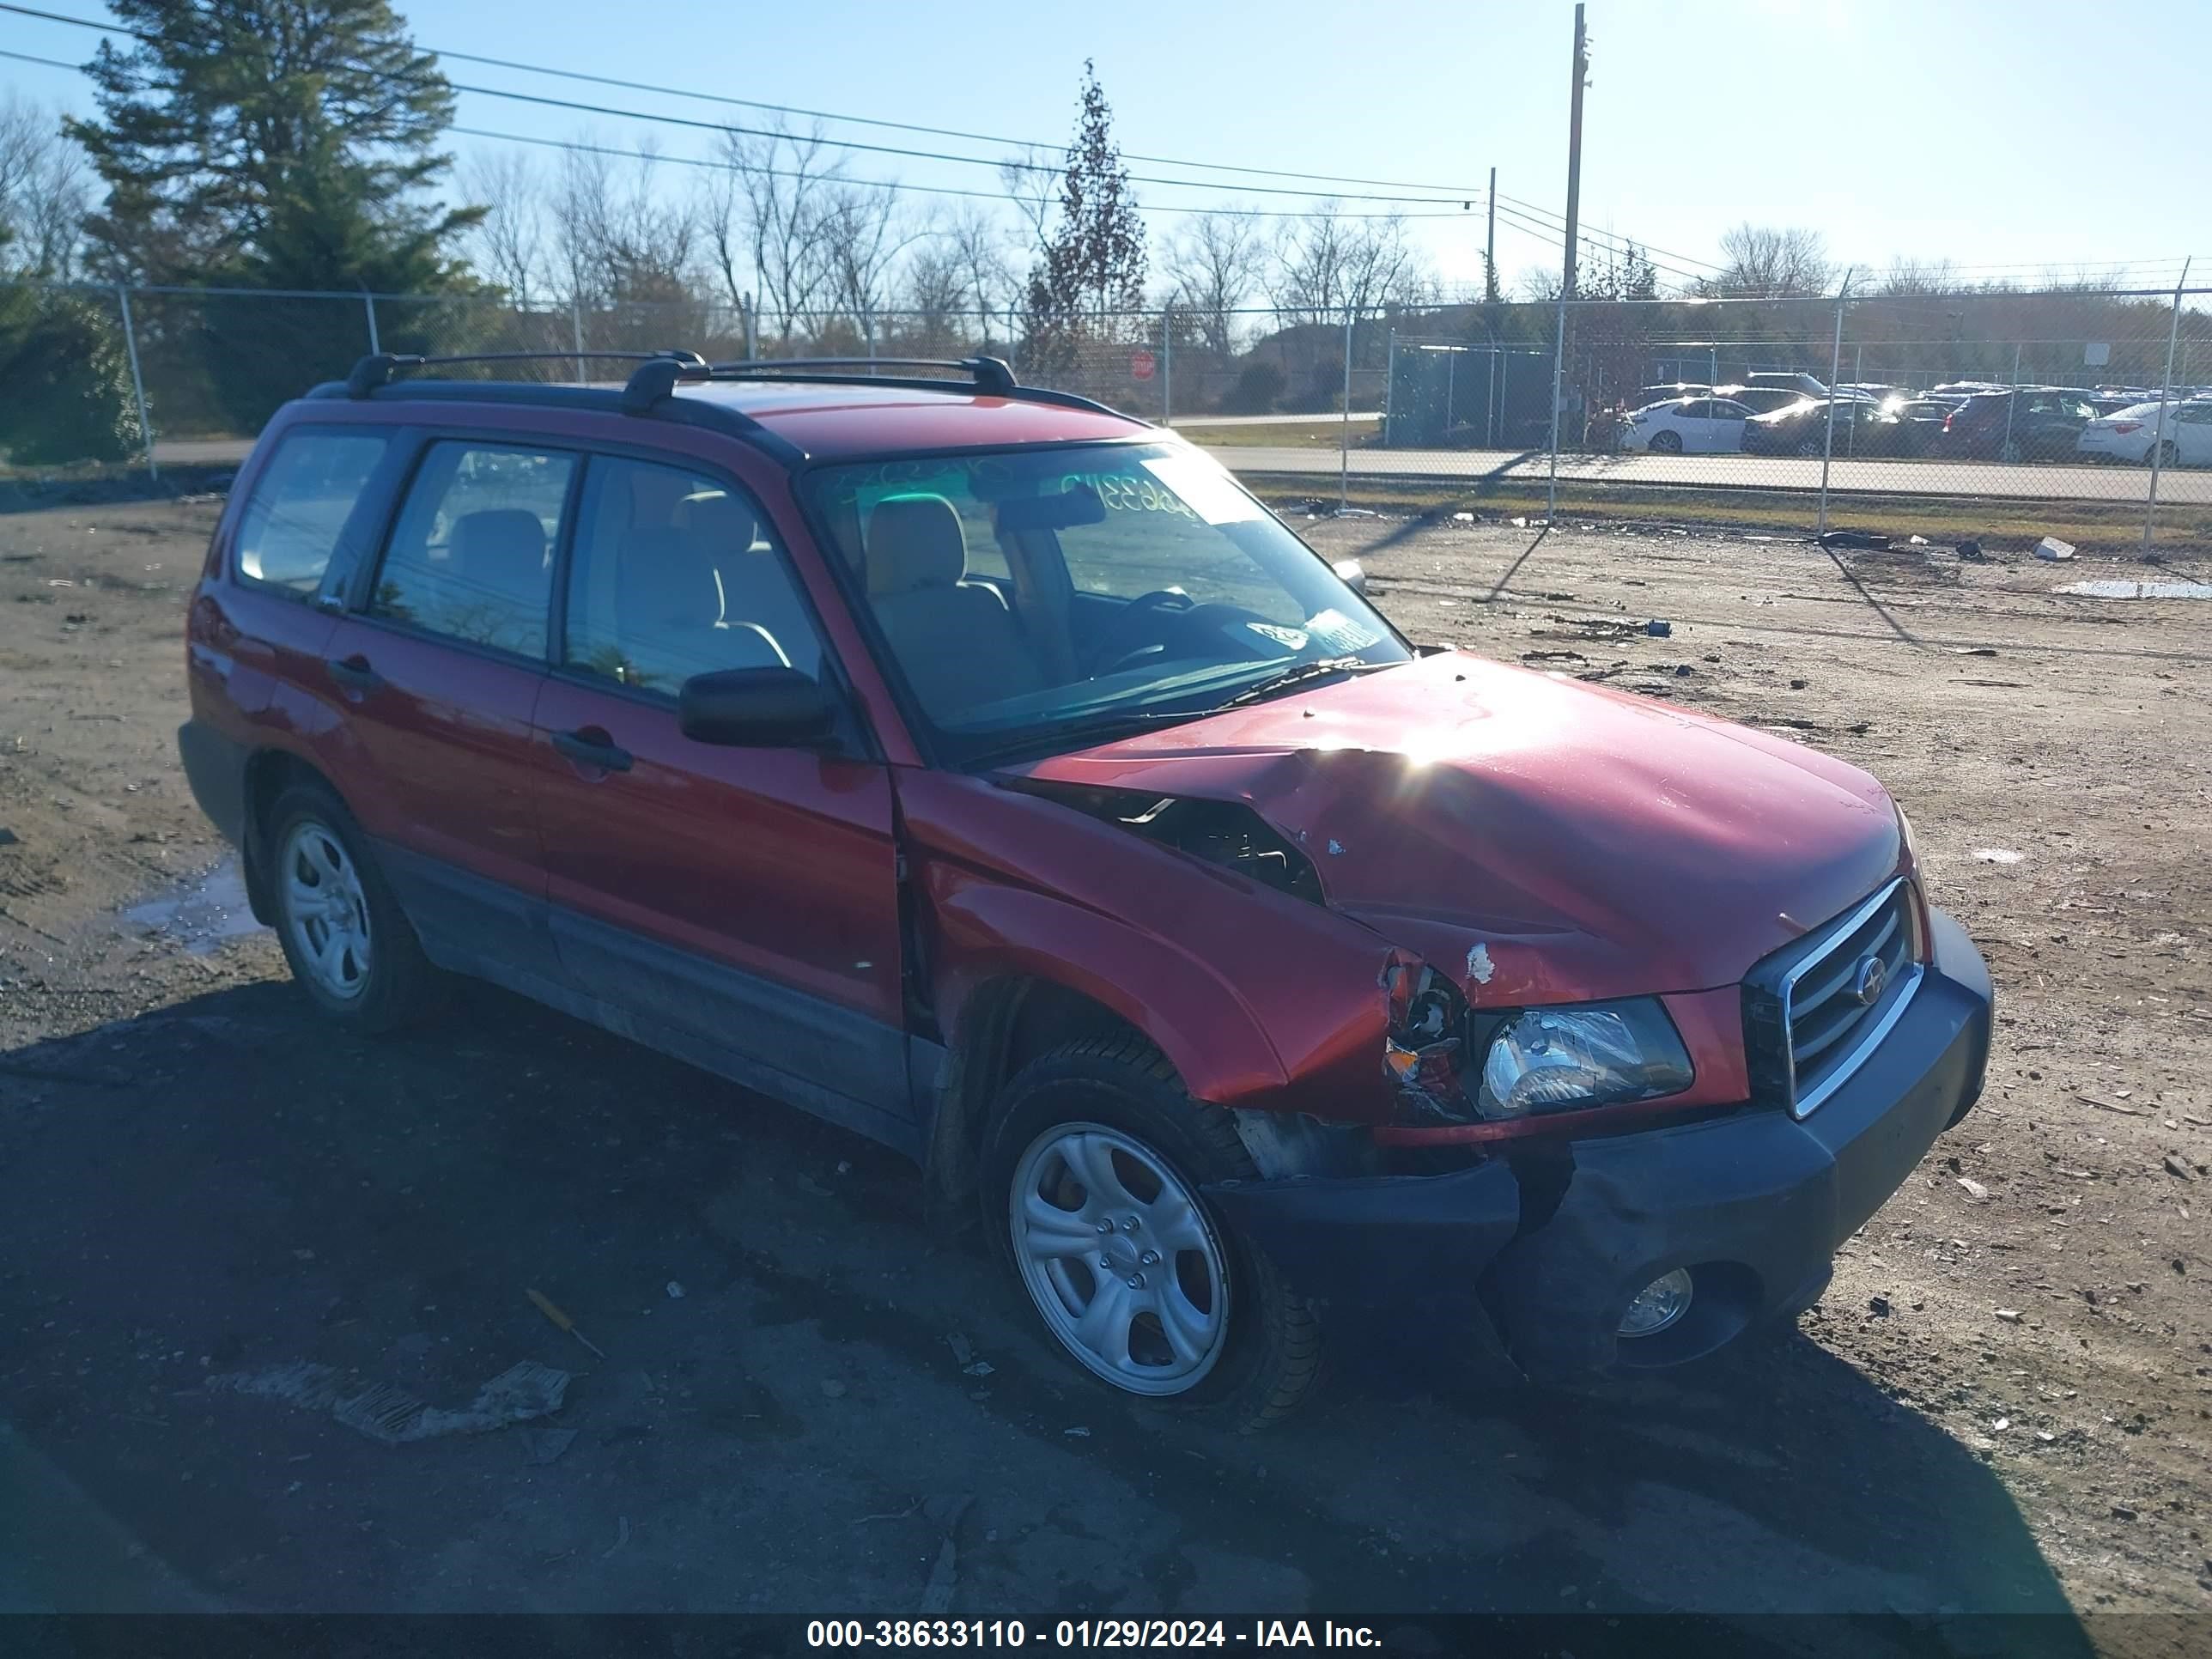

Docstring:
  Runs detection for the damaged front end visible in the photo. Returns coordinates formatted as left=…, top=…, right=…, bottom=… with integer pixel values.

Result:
left=1379, top=947, right=1697, bottom=1139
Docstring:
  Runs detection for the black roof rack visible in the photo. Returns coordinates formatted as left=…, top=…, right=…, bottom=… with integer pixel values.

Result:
left=696, top=356, right=1124, bottom=417
left=339, top=347, right=1128, bottom=430
left=345, top=349, right=702, bottom=400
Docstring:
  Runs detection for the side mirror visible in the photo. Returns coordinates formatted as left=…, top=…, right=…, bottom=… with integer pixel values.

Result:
left=1332, top=557, right=1369, bottom=596
left=679, top=667, right=841, bottom=748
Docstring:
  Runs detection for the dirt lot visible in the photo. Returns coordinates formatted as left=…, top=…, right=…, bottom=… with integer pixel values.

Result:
left=1, top=487, right=2208, bottom=1641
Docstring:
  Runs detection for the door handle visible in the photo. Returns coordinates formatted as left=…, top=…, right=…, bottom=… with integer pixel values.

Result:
left=552, top=728, right=634, bottom=773
left=325, top=654, right=383, bottom=694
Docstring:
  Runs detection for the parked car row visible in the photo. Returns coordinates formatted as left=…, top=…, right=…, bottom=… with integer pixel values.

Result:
left=1617, top=383, right=2212, bottom=465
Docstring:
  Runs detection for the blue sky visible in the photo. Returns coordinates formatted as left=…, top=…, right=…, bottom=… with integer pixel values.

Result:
left=5, top=0, right=2204, bottom=290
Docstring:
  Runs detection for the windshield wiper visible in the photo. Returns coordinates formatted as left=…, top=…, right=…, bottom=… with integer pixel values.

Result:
left=1211, top=654, right=1397, bottom=712
left=959, top=708, right=1214, bottom=770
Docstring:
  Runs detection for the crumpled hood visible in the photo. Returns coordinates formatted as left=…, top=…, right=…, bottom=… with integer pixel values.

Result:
left=1016, top=651, right=1905, bottom=1002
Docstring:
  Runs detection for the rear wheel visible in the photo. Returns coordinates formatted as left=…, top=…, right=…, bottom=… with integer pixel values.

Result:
left=983, top=1036, right=1322, bottom=1431
left=264, top=782, right=434, bottom=1031
left=2151, top=439, right=2179, bottom=468
left=1648, top=429, right=1683, bottom=454
left=1794, top=436, right=1823, bottom=459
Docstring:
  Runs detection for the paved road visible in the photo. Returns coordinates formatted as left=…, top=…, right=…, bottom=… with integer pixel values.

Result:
left=1196, top=442, right=2212, bottom=503
left=149, top=431, right=2207, bottom=506
left=1167, top=411, right=1381, bottom=427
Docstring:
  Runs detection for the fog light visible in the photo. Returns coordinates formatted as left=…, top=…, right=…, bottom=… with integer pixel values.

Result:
left=1620, top=1269, right=1694, bottom=1338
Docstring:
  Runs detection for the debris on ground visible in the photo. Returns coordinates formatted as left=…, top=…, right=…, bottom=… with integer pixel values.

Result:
left=207, top=1359, right=571, bottom=1446
left=1818, top=529, right=1892, bottom=550
left=1957, top=1176, right=1992, bottom=1200
left=1062, top=1426, right=1091, bottom=1437
left=2054, top=580, right=2212, bottom=600
left=665, top=1281, right=685, bottom=1299
left=2034, top=536, right=2077, bottom=562
left=2163, top=1156, right=2196, bottom=1182
left=1644, top=619, right=1672, bottom=636
left=945, top=1332, right=975, bottom=1368
left=526, top=1288, right=606, bottom=1359
left=1956, top=539, right=1987, bottom=560
left=1973, top=848, right=2023, bottom=865
left=917, top=1494, right=975, bottom=1615
left=520, top=1426, right=576, bottom=1466
left=1996, top=1309, right=2023, bottom=1323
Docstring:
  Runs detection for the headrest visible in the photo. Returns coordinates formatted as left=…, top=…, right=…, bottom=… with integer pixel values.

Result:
left=617, top=527, right=723, bottom=627
left=447, top=508, right=545, bottom=586
left=866, top=495, right=968, bottom=596
left=678, top=489, right=758, bottom=553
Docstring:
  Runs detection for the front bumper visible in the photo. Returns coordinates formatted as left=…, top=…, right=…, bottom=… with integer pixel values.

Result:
left=1206, top=905, right=1993, bottom=1383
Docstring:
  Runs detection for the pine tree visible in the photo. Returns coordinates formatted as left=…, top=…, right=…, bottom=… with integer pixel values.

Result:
left=66, top=0, right=479, bottom=291
left=1025, top=61, right=1148, bottom=360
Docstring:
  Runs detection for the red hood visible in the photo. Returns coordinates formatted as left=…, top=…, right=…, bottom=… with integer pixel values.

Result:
left=1014, top=651, right=1905, bottom=1003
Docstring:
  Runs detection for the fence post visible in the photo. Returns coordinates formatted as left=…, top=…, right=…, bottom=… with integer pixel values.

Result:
left=362, top=288, right=381, bottom=356
left=1161, top=307, right=1172, bottom=425
left=2001, top=342, right=2022, bottom=459
left=571, top=296, right=586, bottom=383
left=744, top=291, right=758, bottom=361
left=1817, top=276, right=1852, bottom=535
left=1444, top=347, right=1456, bottom=433
left=1339, top=308, right=1355, bottom=512
left=115, top=283, right=157, bottom=482
left=1488, top=348, right=1499, bottom=448
left=1383, top=327, right=1398, bottom=445
left=1546, top=295, right=1567, bottom=523
left=2144, top=260, right=2191, bottom=559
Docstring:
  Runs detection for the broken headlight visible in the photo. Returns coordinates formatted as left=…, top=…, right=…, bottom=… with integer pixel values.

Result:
left=1476, top=1000, right=1692, bottom=1119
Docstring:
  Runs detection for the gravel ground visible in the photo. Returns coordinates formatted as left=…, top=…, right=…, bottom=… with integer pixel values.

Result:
left=0, top=491, right=2207, bottom=1641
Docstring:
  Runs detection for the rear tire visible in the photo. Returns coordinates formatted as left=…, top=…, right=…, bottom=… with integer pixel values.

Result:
left=2151, top=439, right=2179, bottom=468
left=1649, top=430, right=1683, bottom=454
left=264, top=782, right=434, bottom=1032
left=982, top=1035, right=1322, bottom=1431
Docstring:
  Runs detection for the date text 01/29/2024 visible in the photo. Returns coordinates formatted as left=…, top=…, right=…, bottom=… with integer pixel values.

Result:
left=805, top=1620, right=1383, bottom=1649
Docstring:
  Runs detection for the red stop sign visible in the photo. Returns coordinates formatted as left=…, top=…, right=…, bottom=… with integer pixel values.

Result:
left=1128, top=349, right=1157, bottom=381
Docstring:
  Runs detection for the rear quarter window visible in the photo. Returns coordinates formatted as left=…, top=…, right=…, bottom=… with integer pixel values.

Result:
left=234, top=429, right=392, bottom=595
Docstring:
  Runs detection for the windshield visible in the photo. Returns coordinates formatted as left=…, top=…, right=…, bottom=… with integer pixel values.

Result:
left=805, top=441, right=1411, bottom=764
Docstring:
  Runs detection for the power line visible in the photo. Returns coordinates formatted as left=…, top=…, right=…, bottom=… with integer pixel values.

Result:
left=447, top=126, right=1483, bottom=222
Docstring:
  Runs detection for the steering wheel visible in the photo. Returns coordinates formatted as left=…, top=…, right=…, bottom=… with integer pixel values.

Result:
left=1085, top=588, right=1196, bottom=676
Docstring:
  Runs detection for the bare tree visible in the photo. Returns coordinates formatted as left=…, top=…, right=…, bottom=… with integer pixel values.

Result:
left=459, top=148, right=544, bottom=308
left=1164, top=208, right=1263, bottom=356
left=1875, top=256, right=1959, bottom=296
left=552, top=140, right=699, bottom=307
left=945, top=203, right=1017, bottom=346
left=997, top=143, right=1059, bottom=271
left=0, top=94, right=91, bottom=278
left=1269, top=203, right=1428, bottom=325
left=821, top=182, right=915, bottom=349
left=896, top=239, right=969, bottom=350
left=1702, top=223, right=1833, bottom=297
left=709, top=119, right=844, bottom=344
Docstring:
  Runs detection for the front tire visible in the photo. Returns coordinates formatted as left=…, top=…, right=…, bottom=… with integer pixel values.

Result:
left=264, top=782, right=434, bottom=1032
left=982, top=1035, right=1322, bottom=1431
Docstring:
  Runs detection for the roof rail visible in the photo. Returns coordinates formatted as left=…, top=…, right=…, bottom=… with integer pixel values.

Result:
left=700, top=355, right=1125, bottom=418
left=345, top=349, right=695, bottom=399
left=708, top=356, right=1018, bottom=394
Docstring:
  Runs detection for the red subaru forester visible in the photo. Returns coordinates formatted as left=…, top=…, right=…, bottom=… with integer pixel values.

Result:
left=179, top=351, right=1992, bottom=1428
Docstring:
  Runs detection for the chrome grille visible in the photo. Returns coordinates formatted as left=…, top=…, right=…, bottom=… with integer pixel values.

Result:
left=1743, top=878, right=1924, bottom=1118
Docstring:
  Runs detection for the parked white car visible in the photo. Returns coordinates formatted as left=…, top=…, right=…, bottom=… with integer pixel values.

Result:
left=2076, top=400, right=2212, bottom=466
left=1623, top=397, right=1753, bottom=454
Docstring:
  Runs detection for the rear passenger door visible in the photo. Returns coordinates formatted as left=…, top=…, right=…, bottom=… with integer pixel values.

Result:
left=320, top=439, right=576, bottom=986
left=529, top=453, right=911, bottom=1143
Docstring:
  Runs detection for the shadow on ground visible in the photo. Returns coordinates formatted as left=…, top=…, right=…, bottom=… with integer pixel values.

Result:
left=0, top=979, right=2087, bottom=1644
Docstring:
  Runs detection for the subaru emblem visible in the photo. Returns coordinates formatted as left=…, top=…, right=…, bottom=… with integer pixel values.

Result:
left=1851, top=955, right=1887, bottom=1006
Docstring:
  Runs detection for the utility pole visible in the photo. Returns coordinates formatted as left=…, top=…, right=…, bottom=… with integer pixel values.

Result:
left=1562, top=3, right=1589, bottom=299
left=1486, top=166, right=1498, bottom=304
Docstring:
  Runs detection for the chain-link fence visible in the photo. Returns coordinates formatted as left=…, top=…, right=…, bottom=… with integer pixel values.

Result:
left=7, top=279, right=2209, bottom=561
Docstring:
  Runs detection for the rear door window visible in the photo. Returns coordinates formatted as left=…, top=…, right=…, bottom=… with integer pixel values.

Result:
left=370, top=442, right=575, bottom=659
left=234, top=428, right=392, bottom=597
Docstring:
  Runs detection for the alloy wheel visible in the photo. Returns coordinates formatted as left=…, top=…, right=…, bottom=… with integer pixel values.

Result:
left=277, top=818, right=373, bottom=1000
